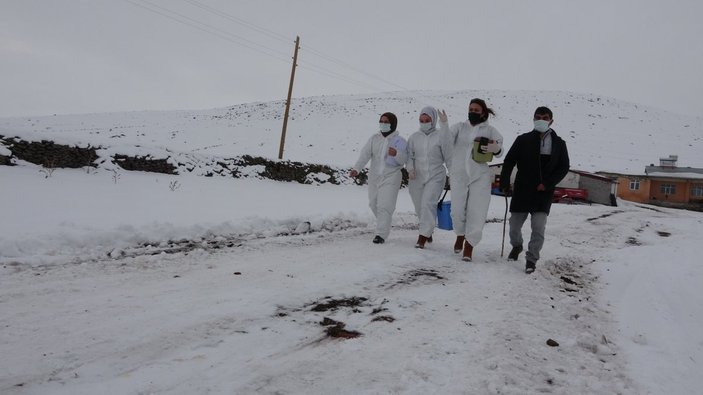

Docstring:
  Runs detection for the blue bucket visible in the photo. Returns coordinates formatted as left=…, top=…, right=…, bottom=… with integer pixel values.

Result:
left=437, top=200, right=453, bottom=230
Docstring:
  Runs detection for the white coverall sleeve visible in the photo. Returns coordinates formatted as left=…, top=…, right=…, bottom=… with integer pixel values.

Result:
left=353, top=136, right=374, bottom=171
left=393, top=137, right=409, bottom=166
left=439, top=120, right=454, bottom=170
left=406, top=136, right=416, bottom=173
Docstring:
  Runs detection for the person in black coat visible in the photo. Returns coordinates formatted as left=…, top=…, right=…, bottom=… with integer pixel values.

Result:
left=499, top=106, right=570, bottom=273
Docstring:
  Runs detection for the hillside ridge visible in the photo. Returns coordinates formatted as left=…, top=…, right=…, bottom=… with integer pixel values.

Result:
left=1, top=89, right=701, bottom=174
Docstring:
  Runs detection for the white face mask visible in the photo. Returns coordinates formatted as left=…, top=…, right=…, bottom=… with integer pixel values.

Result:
left=419, top=122, right=433, bottom=133
left=379, top=123, right=392, bottom=133
left=534, top=120, right=550, bottom=133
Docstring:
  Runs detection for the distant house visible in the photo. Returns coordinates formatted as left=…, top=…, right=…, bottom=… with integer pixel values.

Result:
left=490, top=164, right=618, bottom=206
left=600, top=155, right=703, bottom=211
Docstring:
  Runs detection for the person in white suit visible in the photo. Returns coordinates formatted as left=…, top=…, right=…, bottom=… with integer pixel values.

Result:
left=350, top=112, right=408, bottom=244
left=407, top=106, right=450, bottom=249
left=440, top=98, right=503, bottom=261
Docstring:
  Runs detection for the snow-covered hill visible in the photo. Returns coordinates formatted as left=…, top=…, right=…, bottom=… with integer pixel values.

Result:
left=2, top=90, right=701, bottom=174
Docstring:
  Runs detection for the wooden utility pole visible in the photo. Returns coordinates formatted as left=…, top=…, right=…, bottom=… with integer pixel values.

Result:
left=278, top=36, right=300, bottom=160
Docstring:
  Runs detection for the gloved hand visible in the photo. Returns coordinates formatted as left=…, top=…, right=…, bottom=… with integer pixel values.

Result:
left=438, top=109, right=448, bottom=123
left=350, top=169, right=359, bottom=178
left=500, top=183, right=511, bottom=197
left=408, top=170, right=416, bottom=180
left=480, top=141, right=501, bottom=154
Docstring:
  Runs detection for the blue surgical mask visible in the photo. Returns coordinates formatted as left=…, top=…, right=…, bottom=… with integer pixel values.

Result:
left=534, top=120, right=550, bottom=133
left=379, top=123, right=392, bottom=133
left=419, top=122, right=433, bottom=133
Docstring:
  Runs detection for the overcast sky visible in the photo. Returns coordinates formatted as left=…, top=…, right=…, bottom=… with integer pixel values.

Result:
left=2, top=0, right=702, bottom=118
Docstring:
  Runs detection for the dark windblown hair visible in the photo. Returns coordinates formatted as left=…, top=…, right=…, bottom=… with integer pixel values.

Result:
left=534, top=106, right=553, bottom=119
left=470, top=98, right=496, bottom=120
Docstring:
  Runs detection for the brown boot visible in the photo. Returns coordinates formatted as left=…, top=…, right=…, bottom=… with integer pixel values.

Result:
left=453, top=236, right=465, bottom=253
left=462, top=241, right=473, bottom=261
left=415, top=235, right=427, bottom=249
left=427, top=235, right=433, bottom=243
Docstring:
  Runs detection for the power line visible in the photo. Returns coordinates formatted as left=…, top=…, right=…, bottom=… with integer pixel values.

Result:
left=302, top=45, right=410, bottom=92
left=181, top=0, right=290, bottom=43
left=125, top=0, right=381, bottom=93
left=175, top=0, right=427, bottom=96
left=303, top=45, right=468, bottom=114
left=178, top=0, right=458, bottom=109
left=297, top=64, right=379, bottom=92
left=125, top=0, right=469, bottom=114
left=177, top=0, right=396, bottom=94
left=125, top=0, right=388, bottom=94
left=123, top=0, right=291, bottom=63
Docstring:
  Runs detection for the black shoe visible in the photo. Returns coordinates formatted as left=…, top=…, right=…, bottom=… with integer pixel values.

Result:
left=372, top=235, right=385, bottom=244
left=525, top=261, right=536, bottom=274
left=507, top=245, right=523, bottom=261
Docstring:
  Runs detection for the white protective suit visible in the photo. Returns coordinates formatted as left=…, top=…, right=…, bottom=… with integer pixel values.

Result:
left=407, top=106, right=450, bottom=237
left=352, top=130, right=408, bottom=240
left=441, top=119, right=503, bottom=247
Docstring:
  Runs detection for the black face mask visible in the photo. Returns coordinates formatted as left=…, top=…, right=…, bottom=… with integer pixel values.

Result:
left=468, top=112, right=483, bottom=125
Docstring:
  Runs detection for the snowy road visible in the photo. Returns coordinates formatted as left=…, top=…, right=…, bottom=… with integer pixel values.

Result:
left=1, top=207, right=646, bottom=394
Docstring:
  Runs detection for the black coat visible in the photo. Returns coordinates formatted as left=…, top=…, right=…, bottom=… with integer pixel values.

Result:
left=499, top=129, right=570, bottom=214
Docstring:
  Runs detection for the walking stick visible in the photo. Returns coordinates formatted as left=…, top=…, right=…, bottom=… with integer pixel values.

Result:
left=501, top=194, right=508, bottom=258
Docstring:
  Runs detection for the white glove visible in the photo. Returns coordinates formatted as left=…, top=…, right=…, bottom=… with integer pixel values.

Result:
left=480, top=141, right=501, bottom=154
left=438, top=109, right=448, bottom=123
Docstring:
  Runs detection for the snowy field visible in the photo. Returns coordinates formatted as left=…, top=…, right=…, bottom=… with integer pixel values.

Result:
left=1, top=164, right=702, bottom=394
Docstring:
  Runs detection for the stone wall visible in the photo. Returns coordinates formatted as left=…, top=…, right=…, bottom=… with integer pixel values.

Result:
left=114, top=154, right=177, bottom=174
left=0, top=136, right=98, bottom=168
left=0, top=136, right=407, bottom=187
left=234, top=155, right=342, bottom=184
left=0, top=149, right=11, bottom=166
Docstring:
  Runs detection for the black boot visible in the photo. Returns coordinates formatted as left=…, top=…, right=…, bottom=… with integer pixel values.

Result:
left=372, top=235, right=385, bottom=244
left=507, top=245, right=523, bottom=261
left=525, top=260, right=536, bottom=274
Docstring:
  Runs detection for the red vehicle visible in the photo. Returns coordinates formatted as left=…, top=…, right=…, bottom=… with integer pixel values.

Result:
left=491, top=175, right=589, bottom=204
left=553, top=187, right=589, bottom=204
